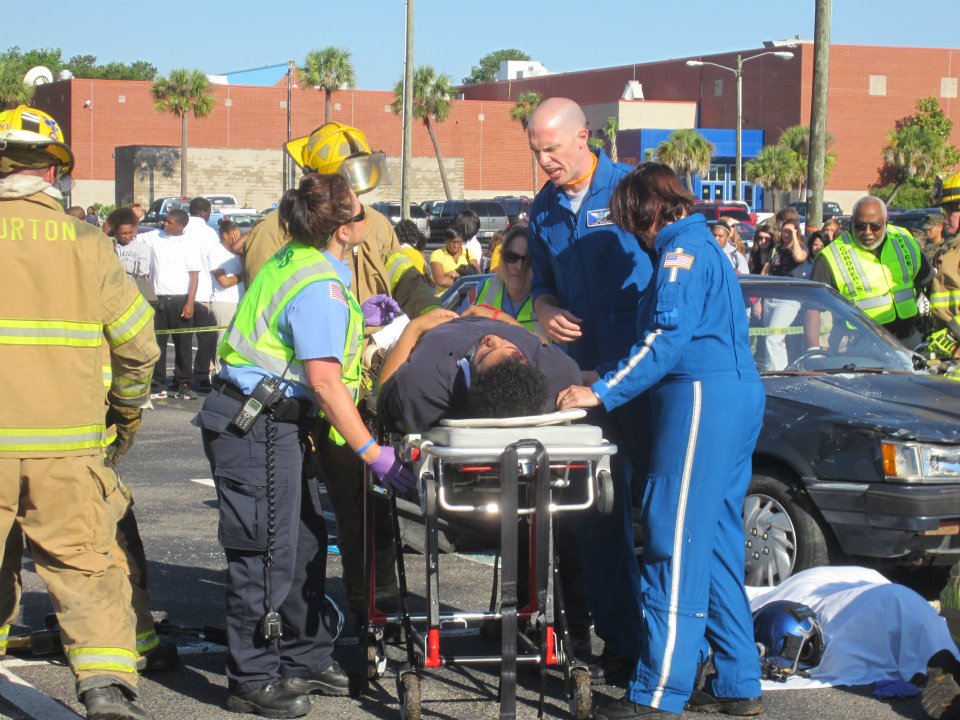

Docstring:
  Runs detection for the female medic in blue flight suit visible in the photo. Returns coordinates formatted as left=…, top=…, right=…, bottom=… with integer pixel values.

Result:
left=558, top=163, right=765, bottom=720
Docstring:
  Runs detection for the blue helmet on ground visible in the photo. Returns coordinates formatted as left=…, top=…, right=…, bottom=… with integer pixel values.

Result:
left=753, top=600, right=825, bottom=680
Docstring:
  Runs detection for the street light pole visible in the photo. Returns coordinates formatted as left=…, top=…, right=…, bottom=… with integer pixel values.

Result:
left=286, top=59, right=295, bottom=192
left=687, top=51, right=794, bottom=205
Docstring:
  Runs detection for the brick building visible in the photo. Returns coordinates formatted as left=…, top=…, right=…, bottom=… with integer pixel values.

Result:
left=462, top=41, right=960, bottom=212
left=30, top=41, right=960, bottom=212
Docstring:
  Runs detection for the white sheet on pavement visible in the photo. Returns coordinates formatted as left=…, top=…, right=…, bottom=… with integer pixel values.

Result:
left=745, top=566, right=957, bottom=690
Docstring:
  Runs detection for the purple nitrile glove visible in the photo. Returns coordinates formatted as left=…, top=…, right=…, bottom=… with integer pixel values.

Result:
left=369, top=446, right=417, bottom=494
left=361, top=294, right=403, bottom=327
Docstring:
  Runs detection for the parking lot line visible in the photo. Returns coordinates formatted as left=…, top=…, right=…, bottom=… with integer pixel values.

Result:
left=0, top=662, right=82, bottom=719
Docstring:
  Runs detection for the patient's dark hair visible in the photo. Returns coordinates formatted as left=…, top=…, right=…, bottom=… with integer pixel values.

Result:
left=467, top=359, right=548, bottom=418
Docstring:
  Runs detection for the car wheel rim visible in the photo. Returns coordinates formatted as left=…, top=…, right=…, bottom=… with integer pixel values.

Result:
left=742, top=492, right=797, bottom=586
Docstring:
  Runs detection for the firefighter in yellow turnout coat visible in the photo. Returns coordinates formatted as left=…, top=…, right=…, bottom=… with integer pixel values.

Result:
left=0, top=106, right=158, bottom=720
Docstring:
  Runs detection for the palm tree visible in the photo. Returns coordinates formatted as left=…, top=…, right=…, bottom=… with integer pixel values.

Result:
left=603, top=116, right=619, bottom=163
left=0, top=58, right=32, bottom=109
left=655, top=129, right=714, bottom=192
left=882, top=124, right=940, bottom=205
left=745, top=145, right=801, bottom=212
left=301, top=47, right=355, bottom=125
left=510, top=91, right=541, bottom=197
left=777, top=125, right=837, bottom=198
left=151, top=68, right=215, bottom=196
left=392, top=66, right=456, bottom=200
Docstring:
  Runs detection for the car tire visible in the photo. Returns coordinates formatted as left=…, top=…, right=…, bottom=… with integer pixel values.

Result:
left=742, top=472, right=830, bottom=586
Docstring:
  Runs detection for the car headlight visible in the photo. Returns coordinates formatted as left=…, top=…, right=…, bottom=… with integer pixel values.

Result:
left=881, top=440, right=960, bottom=482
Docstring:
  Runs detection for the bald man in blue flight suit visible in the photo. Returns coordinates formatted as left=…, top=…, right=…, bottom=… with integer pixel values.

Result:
left=559, top=163, right=765, bottom=720
left=527, top=97, right=654, bottom=684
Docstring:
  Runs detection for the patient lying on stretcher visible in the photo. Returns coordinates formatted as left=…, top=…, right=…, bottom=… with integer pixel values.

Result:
left=376, top=306, right=582, bottom=433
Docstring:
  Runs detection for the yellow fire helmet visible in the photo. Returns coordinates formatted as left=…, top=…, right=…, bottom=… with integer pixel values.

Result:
left=284, top=121, right=390, bottom=195
left=0, top=105, right=74, bottom=176
left=937, top=171, right=960, bottom=209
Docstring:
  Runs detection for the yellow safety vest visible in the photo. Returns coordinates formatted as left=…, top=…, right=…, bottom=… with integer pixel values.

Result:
left=219, top=241, right=364, bottom=443
left=475, top=276, right=538, bottom=333
left=821, top=226, right=920, bottom=325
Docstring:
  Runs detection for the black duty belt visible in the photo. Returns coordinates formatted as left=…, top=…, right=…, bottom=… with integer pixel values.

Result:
left=212, top=377, right=314, bottom=423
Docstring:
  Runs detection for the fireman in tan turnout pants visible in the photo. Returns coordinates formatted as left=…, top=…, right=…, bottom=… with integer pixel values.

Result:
left=244, top=122, right=438, bottom=616
left=0, top=105, right=159, bottom=720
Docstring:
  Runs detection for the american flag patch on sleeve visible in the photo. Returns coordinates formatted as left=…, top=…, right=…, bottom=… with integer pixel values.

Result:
left=329, top=282, right=348, bottom=306
left=663, top=252, right=694, bottom=270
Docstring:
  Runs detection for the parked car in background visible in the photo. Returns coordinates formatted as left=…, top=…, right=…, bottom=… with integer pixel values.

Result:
left=492, top=196, right=533, bottom=226
left=207, top=210, right=263, bottom=233
left=888, top=207, right=943, bottom=237
left=789, top=200, right=843, bottom=221
left=370, top=202, right=428, bottom=235
left=202, top=194, right=240, bottom=210
left=694, top=201, right=756, bottom=226
left=419, top=200, right=440, bottom=216
left=427, top=200, right=508, bottom=243
left=431, top=273, right=960, bottom=587
left=143, top=196, right=191, bottom=225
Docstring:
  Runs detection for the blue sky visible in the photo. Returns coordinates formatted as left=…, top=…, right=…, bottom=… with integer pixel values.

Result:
left=6, top=1, right=954, bottom=90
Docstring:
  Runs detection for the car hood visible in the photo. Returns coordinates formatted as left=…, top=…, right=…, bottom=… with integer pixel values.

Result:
left=764, top=372, right=960, bottom=443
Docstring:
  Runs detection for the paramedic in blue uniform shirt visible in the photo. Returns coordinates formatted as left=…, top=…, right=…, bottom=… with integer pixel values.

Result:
left=558, top=163, right=765, bottom=720
left=526, top=96, right=654, bottom=684
left=196, top=173, right=417, bottom=720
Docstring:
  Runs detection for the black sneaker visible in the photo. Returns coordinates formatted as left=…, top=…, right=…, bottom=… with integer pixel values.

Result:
left=175, top=383, right=198, bottom=400
left=588, top=648, right=638, bottom=687
left=281, top=661, right=351, bottom=696
left=227, top=682, right=310, bottom=718
left=81, top=684, right=152, bottom=720
left=593, top=698, right=681, bottom=719
left=686, top=690, right=763, bottom=716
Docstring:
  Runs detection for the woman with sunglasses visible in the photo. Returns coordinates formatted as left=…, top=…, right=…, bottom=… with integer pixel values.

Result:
left=748, top=223, right=777, bottom=274
left=196, top=173, right=416, bottom=719
left=470, top=223, right=547, bottom=339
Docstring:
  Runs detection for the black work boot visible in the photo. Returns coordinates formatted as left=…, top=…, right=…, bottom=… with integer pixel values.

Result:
left=593, top=697, right=681, bottom=719
left=281, top=661, right=351, bottom=696
left=81, top=684, right=153, bottom=720
left=227, top=681, right=310, bottom=719
left=136, top=639, right=179, bottom=673
left=922, top=650, right=960, bottom=720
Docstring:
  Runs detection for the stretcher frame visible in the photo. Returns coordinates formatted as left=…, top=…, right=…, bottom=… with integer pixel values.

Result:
left=361, top=409, right=617, bottom=720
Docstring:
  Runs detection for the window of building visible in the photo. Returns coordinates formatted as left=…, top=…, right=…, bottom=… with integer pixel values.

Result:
left=942, top=77, right=958, bottom=99
left=714, top=78, right=723, bottom=97
left=706, top=164, right=726, bottom=182
left=869, top=75, right=887, bottom=96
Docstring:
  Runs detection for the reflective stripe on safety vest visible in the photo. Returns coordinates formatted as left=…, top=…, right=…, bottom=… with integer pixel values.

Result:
left=135, top=630, right=159, bottom=655
left=0, top=624, right=8, bottom=652
left=220, top=242, right=363, bottom=443
left=930, top=289, right=960, bottom=314
left=385, top=251, right=417, bottom=292
left=66, top=646, right=138, bottom=675
left=0, top=319, right=102, bottom=347
left=0, top=424, right=107, bottom=453
left=821, top=226, right=920, bottom=324
left=475, top=276, right=538, bottom=334
left=105, top=295, right=154, bottom=347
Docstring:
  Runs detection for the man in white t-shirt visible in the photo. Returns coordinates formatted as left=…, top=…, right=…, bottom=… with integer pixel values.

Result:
left=208, top=220, right=245, bottom=363
left=139, top=208, right=201, bottom=399
left=184, top=198, right=223, bottom=391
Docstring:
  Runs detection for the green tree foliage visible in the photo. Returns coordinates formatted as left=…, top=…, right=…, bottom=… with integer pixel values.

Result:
left=301, top=47, right=356, bottom=125
left=745, top=145, right=800, bottom=212
left=898, top=97, right=960, bottom=168
left=656, top=129, right=714, bottom=192
left=151, top=68, right=215, bottom=196
left=0, top=47, right=156, bottom=91
left=869, top=180, right=933, bottom=210
left=0, top=58, right=33, bottom=109
left=510, top=91, right=541, bottom=197
left=462, top=48, right=531, bottom=85
left=392, top=66, right=456, bottom=200
left=603, top=116, right=619, bottom=163
left=882, top=124, right=941, bottom=205
left=777, top=124, right=836, bottom=195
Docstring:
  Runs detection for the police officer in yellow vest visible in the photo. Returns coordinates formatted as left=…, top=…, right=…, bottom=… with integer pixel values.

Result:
left=196, top=173, right=417, bottom=719
left=243, top=122, right=437, bottom=616
left=470, top=223, right=548, bottom=342
left=810, top=195, right=932, bottom=348
left=0, top=106, right=158, bottom=720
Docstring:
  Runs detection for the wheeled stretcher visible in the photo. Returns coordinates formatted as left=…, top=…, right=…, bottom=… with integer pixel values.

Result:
left=361, top=409, right=617, bottom=720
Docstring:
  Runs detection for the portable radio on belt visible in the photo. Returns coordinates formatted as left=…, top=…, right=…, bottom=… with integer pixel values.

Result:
left=229, top=375, right=286, bottom=434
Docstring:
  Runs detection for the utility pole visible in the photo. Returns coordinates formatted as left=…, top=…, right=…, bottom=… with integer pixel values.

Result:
left=285, top=60, right=294, bottom=192
left=735, top=54, right=742, bottom=202
left=806, top=0, right=832, bottom=229
left=400, top=0, right=414, bottom=219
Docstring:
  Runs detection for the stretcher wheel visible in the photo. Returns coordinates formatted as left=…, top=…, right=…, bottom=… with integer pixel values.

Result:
left=368, top=637, right=387, bottom=679
left=568, top=667, right=592, bottom=720
left=396, top=670, right=422, bottom=720
left=595, top=470, right=614, bottom=515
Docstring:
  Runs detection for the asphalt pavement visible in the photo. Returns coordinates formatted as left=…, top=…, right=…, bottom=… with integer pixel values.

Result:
left=0, top=391, right=944, bottom=720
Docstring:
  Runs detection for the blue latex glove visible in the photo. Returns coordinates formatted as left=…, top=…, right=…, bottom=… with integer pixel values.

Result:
left=872, top=680, right=920, bottom=699
left=369, top=446, right=417, bottom=494
left=361, top=294, right=403, bottom=327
